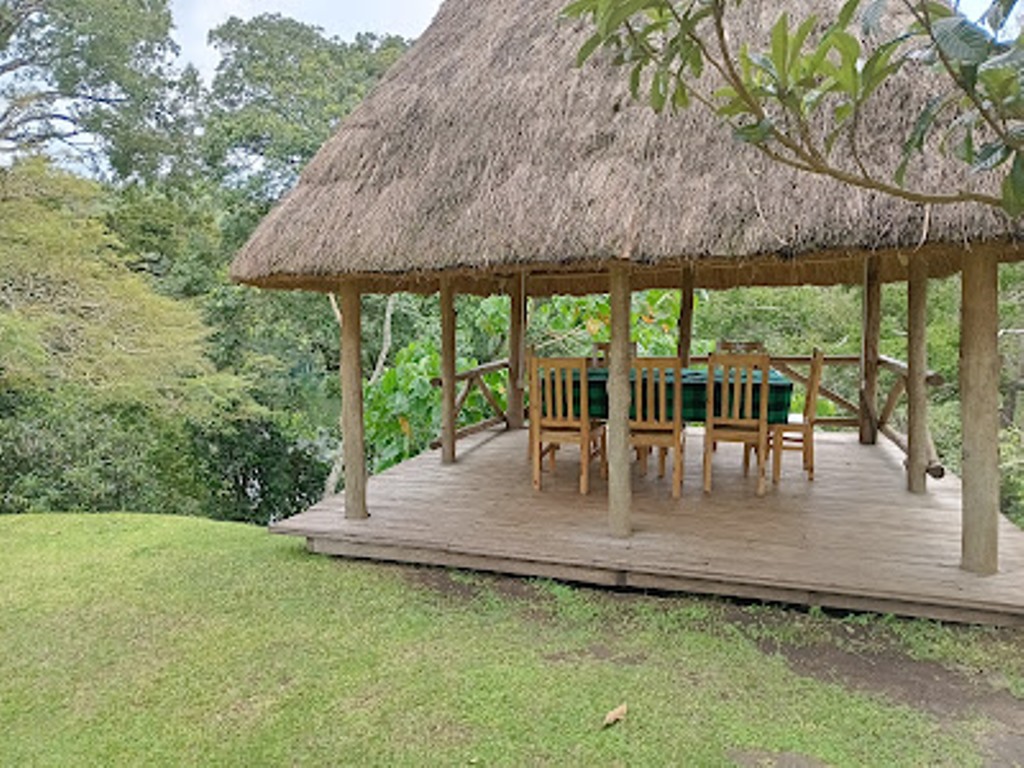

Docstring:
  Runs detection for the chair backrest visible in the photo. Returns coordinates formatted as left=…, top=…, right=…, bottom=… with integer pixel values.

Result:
left=529, top=356, right=590, bottom=429
left=629, top=357, right=683, bottom=432
left=716, top=339, right=766, bottom=354
left=803, top=347, right=824, bottom=424
left=706, top=352, right=771, bottom=431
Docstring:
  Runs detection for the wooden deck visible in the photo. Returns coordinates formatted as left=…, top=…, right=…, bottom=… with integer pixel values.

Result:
left=272, top=428, right=1024, bottom=626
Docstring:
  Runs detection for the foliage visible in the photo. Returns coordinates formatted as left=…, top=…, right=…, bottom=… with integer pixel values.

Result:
left=104, top=181, right=226, bottom=297
left=0, top=159, right=327, bottom=522
left=566, top=0, right=1024, bottom=214
left=1003, top=425, right=1024, bottom=526
left=0, top=158, right=216, bottom=405
left=364, top=340, right=441, bottom=471
left=0, top=0, right=200, bottom=178
left=1, top=513, right=1005, bottom=765
left=203, top=14, right=408, bottom=201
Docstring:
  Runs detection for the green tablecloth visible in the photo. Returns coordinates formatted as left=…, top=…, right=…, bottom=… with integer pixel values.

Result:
left=570, top=367, right=793, bottom=424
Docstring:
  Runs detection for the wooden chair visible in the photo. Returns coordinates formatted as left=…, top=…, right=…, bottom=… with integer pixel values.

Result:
left=529, top=357, right=606, bottom=494
left=703, top=352, right=771, bottom=496
left=629, top=357, right=686, bottom=498
left=716, top=339, right=766, bottom=353
left=772, top=347, right=824, bottom=483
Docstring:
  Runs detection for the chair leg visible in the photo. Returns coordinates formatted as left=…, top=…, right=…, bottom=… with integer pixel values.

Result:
left=755, top=436, right=767, bottom=497
left=579, top=438, right=590, bottom=495
left=806, top=427, right=814, bottom=481
left=532, top=437, right=542, bottom=491
left=658, top=447, right=667, bottom=478
left=548, top=443, right=558, bottom=471
left=672, top=439, right=683, bottom=499
left=703, top=436, right=713, bottom=493
left=772, top=428, right=782, bottom=484
left=742, top=444, right=751, bottom=476
left=600, top=431, right=608, bottom=479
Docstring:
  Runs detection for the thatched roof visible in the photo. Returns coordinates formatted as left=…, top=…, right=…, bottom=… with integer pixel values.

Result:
left=230, top=0, right=1022, bottom=295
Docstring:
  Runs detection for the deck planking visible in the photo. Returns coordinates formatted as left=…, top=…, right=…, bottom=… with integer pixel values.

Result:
left=272, top=428, right=1024, bottom=625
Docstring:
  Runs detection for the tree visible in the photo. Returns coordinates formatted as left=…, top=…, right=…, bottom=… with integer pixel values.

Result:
left=566, top=0, right=1024, bottom=214
left=0, top=158, right=328, bottom=521
left=0, top=0, right=198, bottom=178
left=203, top=13, right=408, bottom=202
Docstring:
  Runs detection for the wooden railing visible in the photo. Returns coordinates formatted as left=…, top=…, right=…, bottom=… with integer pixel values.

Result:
left=690, top=353, right=863, bottom=428
left=694, top=352, right=946, bottom=477
left=872, top=355, right=946, bottom=478
left=430, top=359, right=512, bottom=449
left=430, top=352, right=945, bottom=475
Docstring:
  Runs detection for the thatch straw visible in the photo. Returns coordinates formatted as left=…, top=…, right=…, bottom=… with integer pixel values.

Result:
left=230, top=0, right=1022, bottom=295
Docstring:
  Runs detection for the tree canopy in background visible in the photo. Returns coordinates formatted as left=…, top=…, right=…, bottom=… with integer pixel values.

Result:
left=203, top=14, right=407, bottom=202
left=0, top=0, right=200, bottom=178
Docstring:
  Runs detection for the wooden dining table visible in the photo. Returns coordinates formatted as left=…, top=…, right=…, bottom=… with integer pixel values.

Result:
left=581, top=366, right=794, bottom=424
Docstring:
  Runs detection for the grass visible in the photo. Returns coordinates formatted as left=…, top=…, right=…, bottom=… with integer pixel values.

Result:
left=1, top=513, right=1020, bottom=766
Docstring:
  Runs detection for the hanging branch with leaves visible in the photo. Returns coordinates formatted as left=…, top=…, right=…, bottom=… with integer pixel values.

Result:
left=565, top=0, right=1024, bottom=214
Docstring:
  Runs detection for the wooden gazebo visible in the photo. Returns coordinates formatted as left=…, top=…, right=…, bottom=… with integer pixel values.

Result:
left=230, top=0, right=1023, bottom=619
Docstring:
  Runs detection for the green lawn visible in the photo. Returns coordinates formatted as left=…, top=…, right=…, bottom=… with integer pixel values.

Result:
left=2, top=514, right=1020, bottom=766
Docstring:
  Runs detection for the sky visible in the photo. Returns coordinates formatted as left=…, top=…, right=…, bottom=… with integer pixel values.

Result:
left=169, top=0, right=444, bottom=80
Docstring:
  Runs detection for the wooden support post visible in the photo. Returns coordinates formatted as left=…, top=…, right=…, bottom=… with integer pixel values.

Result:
left=507, top=274, right=526, bottom=429
left=339, top=283, right=368, bottom=519
left=677, top=264, right=695, bottom=367
left=608, top=262, right=632, bottom=538
left=961, top=252, right=1000, bottom=575
left=860, top=255, right=881, bottom=444
left=907, top=253, right=929, bottom=493
left=440, top=278, right=457, bottom=464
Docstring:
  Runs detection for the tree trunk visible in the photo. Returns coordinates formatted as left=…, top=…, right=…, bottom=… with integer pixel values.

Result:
left=608, top=262, right=632, bottom=538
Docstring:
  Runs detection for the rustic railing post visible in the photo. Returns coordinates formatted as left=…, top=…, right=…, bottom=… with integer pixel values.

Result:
left=860, top=255, right=881, bottom=444
left=339, top=282, right=367, bottom=519
left=907, top=253, right=929, bottom=493
left=961, top=252, right=1000, bottom=575
left=440, top=277, right=457, bottom=464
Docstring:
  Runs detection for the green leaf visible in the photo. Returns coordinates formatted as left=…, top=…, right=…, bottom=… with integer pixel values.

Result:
left=733, top=119, right=774, bottom=144
left=562, top=0, right=598, bottom=19
left=861, top=0, right=888, bottom=36
left=576, top=32, right=604, bottom=66
left=860, top=39, right=904, bottom=99
left=828, top=30, right=862, bottom=64
left=837, top=0, right=861, bottom=28
left=650, top=69, right=668, bottom=112
left=931, top=17, right=993, bottom=65
left=629, top=62, right=643, bottom=98
left=973, top=141, right=1012, bottom=172
left=1001, top=151, right=1024, bottom=216
left=834, top=102, right=855, bottom=125
left=771, top=14, right=790, bottom=89
left=984, top=0, right=1018, bottom=33
left=598, top=0, right=659, bottom=37
left=954, top=127, right=976, bottom=164
left=896, top=95, right=944, bottom=186
left=673, top=79, right=690, bottom=109
left=790, top=15, right=818, bottom=72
